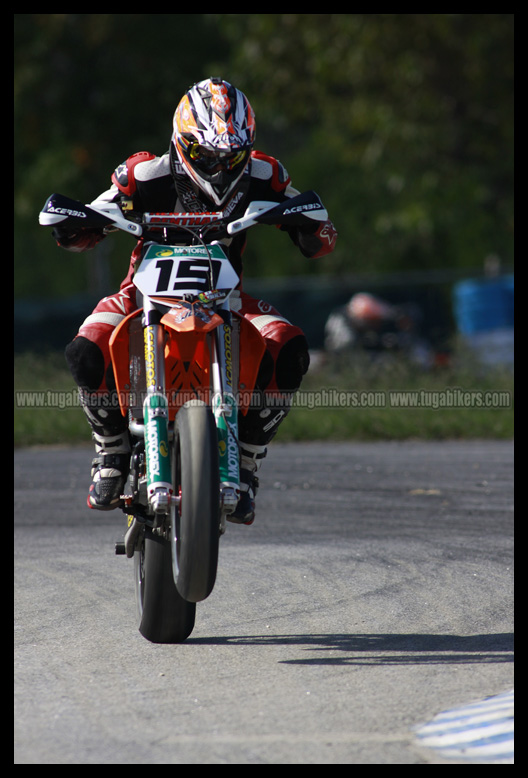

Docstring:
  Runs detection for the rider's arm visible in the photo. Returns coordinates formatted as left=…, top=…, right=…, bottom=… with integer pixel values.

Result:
left=52, top=185, right=118, bottom=252
left=53, top=151, right=156, bottom=252
left=52, top=225, right=106, bottom=252
left=282, top=217, right=338, bottom=259
left=280, top=175, right=337, bottom=259
left=250, top=151, right=337, bottom=259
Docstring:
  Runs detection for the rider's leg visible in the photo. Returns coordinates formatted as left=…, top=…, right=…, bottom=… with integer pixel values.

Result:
left=65, top=285, right=137, bottom=510
left=230, top=293, right=310, bottom=524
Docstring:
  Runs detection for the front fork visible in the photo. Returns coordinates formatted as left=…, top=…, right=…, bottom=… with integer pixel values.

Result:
left=212, top=312, right=240, bottom=519
left=141, top=303, right=240, bottom=521
left=142, top=308, right=173, bottom=515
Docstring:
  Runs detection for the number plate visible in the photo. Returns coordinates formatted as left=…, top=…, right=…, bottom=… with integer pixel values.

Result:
left=134, top=243, right=240, bottom=298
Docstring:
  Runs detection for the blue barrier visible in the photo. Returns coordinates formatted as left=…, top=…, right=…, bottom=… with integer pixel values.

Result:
left=453, top=276, right=514, bottom=335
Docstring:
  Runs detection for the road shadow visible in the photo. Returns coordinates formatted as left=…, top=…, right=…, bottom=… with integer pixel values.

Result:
left=187, top=632, right=514, bottom=665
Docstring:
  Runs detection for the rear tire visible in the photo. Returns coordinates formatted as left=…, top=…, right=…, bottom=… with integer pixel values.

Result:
left=172, top=400, right=220, bottom=603
left=135, top=526, right=196, bottom=644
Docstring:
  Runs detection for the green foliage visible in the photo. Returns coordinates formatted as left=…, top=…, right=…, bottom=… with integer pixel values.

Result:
left=15, top=14, right=513, bottom=296
left=217, top=14, right=514, bottom=275
left=15, top=13, right=229, bottom=296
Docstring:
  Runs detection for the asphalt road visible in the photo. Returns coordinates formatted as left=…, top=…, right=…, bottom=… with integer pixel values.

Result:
left=14, top=440, right=514, bottom=764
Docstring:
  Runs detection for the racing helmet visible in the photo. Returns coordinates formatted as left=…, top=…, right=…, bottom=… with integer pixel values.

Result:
left=171, top=78, right=256, bottom=207
left=347, top=293, right=395, bottom=326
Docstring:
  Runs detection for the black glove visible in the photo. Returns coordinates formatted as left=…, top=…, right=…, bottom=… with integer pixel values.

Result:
left=52, top=226, right=105, bottom=252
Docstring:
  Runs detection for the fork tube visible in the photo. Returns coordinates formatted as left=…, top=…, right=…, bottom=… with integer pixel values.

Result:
left=142, top=308, right=172, bottom=510
left=144, top=309, right=165, bottom=393
left=212, top=316, right=240, bottom=499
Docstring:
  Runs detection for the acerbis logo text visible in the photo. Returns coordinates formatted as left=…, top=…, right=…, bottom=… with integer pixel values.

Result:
left=47, top=205, right=87, bottom=218
left=283, top=203, right=321, bottom=215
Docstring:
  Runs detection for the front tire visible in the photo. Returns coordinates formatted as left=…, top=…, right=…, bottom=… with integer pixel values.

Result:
left=172, top=400, right=220, bottom=603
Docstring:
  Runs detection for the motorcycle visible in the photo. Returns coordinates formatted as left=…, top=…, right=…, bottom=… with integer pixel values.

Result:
left=39, top=190, right=328, bottom=643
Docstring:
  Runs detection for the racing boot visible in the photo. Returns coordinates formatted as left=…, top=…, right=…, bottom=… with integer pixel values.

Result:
left=229, top=442, right=267, bottom=525
left=64, top=339, right=132, bottom=511
left=88, top=431, right=130, bottom=511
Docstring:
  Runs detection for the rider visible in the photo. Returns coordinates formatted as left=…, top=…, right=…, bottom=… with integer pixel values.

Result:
left=54, top=78, right=337, bottom=524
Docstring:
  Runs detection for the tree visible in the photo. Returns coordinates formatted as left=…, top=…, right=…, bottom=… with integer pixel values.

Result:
left=14, top=13, right=229, bottom=296
left=215, top=14, right=514, bottom=275
left=15, top=14, right=514, bottom=297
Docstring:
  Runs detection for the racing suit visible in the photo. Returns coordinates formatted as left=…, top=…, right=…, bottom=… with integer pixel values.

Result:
left=59, top=148, right=337, bottom=514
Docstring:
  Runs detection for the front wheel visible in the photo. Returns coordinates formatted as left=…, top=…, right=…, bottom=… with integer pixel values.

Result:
left=172, top=400, right=220, bottom=603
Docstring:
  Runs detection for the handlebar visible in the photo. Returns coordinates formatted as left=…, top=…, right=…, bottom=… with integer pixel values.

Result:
left=39, top=190, right=328, bottom=239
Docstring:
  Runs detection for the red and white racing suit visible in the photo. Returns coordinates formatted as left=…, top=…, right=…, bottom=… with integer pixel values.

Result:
left=61, top=149, right=337, bottom=449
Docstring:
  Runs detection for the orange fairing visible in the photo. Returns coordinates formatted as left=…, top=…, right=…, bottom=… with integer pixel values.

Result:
left=109, top=308, right=142, bottom=416
left=161, top=303, right=221, bottom=419
left=163, top=328, right=213, bottom=418
left=159, top=301, right=224, bottom=334
left=109, top=306, right=266, bottom=420
left=236, top=312, right=267, bottom=413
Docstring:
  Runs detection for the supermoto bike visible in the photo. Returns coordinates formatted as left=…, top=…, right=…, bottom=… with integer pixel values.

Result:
left=39, top=189, right=328, bottom=643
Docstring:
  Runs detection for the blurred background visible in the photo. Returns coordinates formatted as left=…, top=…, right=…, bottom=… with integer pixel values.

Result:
left=14, top=14, right=514, bottom=443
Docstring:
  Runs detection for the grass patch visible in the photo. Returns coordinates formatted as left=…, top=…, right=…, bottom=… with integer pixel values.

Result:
left=14, top=351, right=88, bottom=447
left=277, top=350, right=514, bottom=442
left=14, top=348, right=513, bottom=448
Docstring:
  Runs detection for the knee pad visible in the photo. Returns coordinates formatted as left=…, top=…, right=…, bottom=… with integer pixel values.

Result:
left=65, top=336, right=105, bottom=392
left=254, top=348, right=274, bottom=392
left=274, top=335, right=310, bottom=392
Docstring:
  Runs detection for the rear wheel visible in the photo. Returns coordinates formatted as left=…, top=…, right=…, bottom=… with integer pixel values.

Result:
left=172, top=400, right=220, bottom=603
left=135, top=526, right=196, bottom=643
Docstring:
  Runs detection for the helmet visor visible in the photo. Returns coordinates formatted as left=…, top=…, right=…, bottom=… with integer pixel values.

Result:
left=187, top=143, right=250, bottom=178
